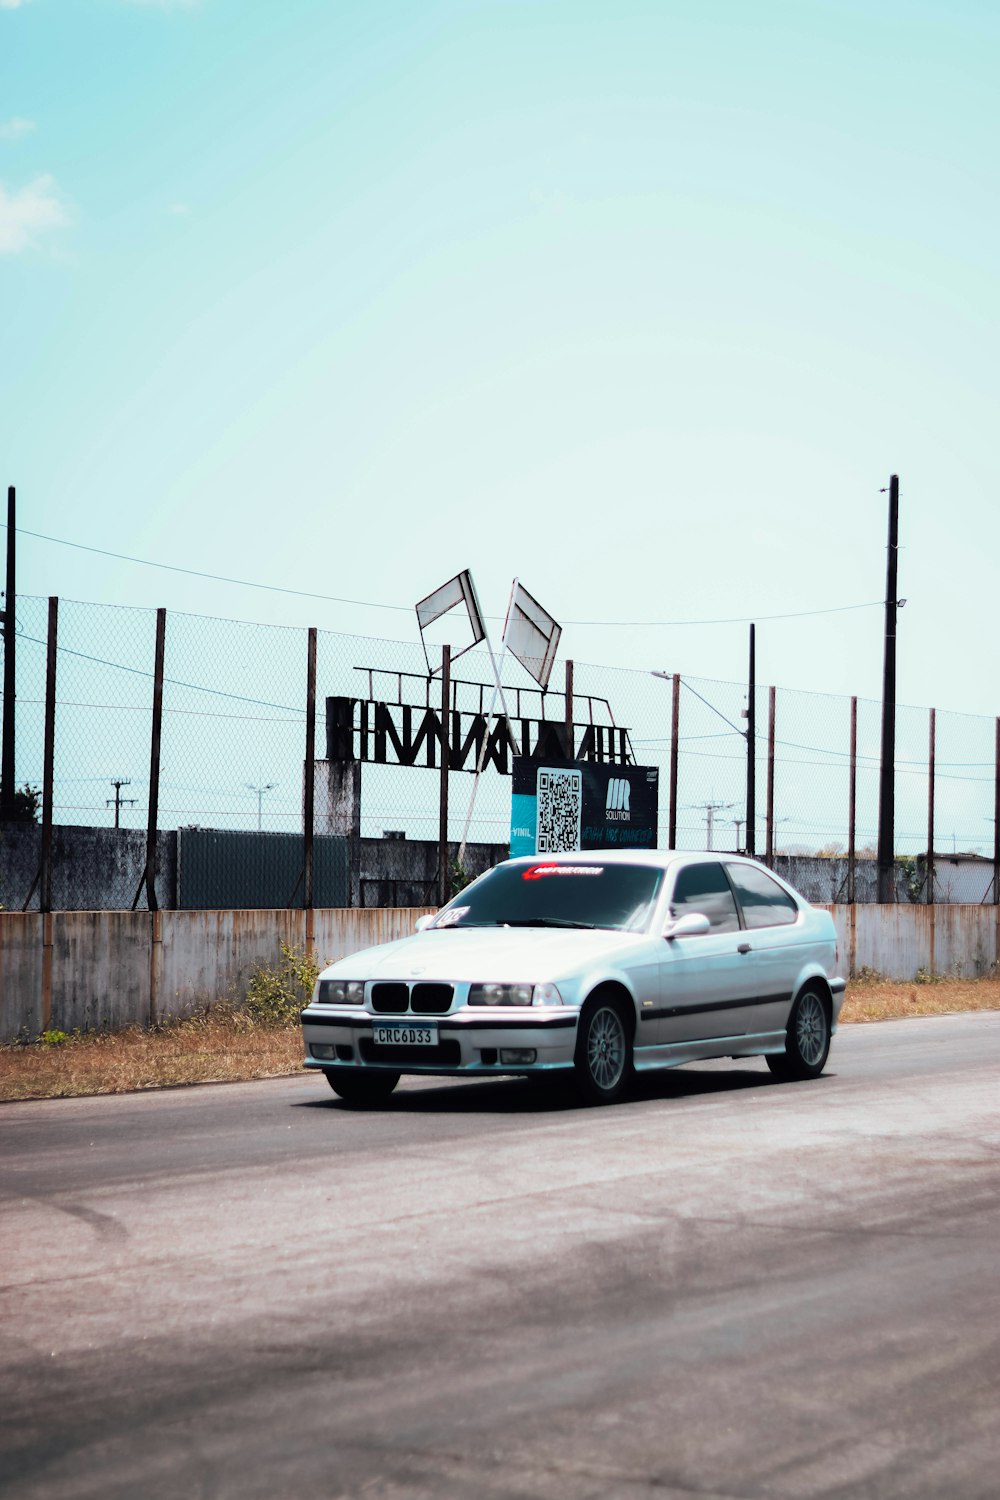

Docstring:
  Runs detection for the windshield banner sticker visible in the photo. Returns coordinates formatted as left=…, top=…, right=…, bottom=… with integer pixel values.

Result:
left=433, top=906, right=470, bottom=927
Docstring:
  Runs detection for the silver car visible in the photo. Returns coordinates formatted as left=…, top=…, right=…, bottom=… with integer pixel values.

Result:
left=301, top=850, right=845, bottom=1106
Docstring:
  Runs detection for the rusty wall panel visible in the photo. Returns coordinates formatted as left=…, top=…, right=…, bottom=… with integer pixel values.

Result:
left=312, top=907, right=431, bottom=966
left=851, top=904, right=1000, bottom=979
left=49, top=911, right=151, bottom=1033
left=155, top=908, right=436, bottom=1018
left=926, top=903, right=998, bottom=977
left=0, top=914, right=45, bottom=1039
left=156, top=909, right=310, bottom=1018
left=4, top=904, right=998, bottom=1043
left=855, top=905, right=926, bottom=979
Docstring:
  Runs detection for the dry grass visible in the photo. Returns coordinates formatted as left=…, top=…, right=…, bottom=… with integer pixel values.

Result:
left=840, top=974, right=1000, bottom=1023
left=2, top=978, right=999, bottom=1103
left=0, top=1010, right=304, bottom=1103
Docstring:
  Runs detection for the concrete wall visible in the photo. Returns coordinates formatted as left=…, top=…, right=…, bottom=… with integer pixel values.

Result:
left=3, top=902, right=999, bottom=1043
left=0, top=824, right=505, bottom=912
left=0, top=824, right=177, bottom=912
left=774, top=853, right=998, bottom=905
left=4, top=828, right=993, bottom=913
left=354, top=837, right=507, bottom=907
left=0, top=907, right=433, bottom=1042
left=820, top=902, right=1000, bottom=981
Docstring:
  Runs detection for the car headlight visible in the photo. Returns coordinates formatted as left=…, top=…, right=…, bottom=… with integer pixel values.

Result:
left=468, top=982, right=563, bottom=1007
left=319, top=979, right=365, bottom=1005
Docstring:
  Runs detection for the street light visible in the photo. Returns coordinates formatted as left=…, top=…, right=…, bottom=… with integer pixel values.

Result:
left=247, top=782, right=276, bottom=832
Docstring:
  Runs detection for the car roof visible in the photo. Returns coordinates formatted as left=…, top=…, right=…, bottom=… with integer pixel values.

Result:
left=500, top=849, right=767, bottom=872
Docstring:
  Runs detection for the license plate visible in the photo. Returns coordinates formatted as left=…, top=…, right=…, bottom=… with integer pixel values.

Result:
left=372, top=1022, right=436, bottom=1047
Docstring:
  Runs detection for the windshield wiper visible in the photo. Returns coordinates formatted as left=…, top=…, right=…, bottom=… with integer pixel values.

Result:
left=491, top=917, right=595, bottom=929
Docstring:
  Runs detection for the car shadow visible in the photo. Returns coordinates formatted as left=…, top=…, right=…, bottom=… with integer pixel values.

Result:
left=295, top=1062, right=783, bottom=1115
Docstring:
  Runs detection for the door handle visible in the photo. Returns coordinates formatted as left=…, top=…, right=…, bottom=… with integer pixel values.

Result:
left=737, top=942, right=751, bottom=954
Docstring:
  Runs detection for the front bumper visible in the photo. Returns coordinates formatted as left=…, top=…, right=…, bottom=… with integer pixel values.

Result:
left=300, top=1006, right=579, bottom=1077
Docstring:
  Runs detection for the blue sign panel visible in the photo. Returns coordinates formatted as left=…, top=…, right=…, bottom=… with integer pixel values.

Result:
left=509, top=759, right=658, bottom=855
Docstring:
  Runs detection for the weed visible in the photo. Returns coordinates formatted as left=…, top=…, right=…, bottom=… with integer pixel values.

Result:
left=241, top=943, right=322, bottom=1028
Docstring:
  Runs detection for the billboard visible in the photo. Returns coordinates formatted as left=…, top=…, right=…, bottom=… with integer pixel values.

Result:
left=510, top=758, right=659, bottom=856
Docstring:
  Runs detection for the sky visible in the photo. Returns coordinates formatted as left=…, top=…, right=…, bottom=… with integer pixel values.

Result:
left=2, top=0, right=999, bottom=725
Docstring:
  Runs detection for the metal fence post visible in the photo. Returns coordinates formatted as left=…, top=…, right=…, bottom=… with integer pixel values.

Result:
left=746, top=624, right=756, bottom=856
left=40, top=596, right=58, bottom=914
left=438, top=644, right=451, bottom=906
left=668, top=674, right=680, bottom=848
left=564, top=657, right=574, bottom=758
left=848, top=696, right=857, bottom=904
left=303, top=627, right=317, bottom=925
left=994, top=718, right=1000, bottom=904
left=765, top=687, right=776, bottom=865
left=927, top=708, right=935, bottom=905
left=1, top=486, right=16, bottom=822
left=877, top=474, right=900, bottom=903
left=141, top=609, right=166, bottom=914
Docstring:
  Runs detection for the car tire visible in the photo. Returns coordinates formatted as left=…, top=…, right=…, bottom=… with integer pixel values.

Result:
left=766, top=987, right=831, bottom=1082
left=574, top=995, right=633, bottom=1105
left=324, top=1069, right=400, bottom=1106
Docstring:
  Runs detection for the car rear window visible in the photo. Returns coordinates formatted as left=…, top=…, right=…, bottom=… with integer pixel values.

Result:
left=432, top=862, right=663, bottom=932
left=725, top=863, right=799, bottom=928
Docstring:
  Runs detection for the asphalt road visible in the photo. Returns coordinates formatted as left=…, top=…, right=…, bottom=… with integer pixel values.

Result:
left=2, top=1014, right=999, bottom=1500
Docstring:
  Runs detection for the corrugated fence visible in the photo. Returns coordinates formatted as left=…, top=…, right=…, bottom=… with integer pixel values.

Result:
left=2, top=903, right=998, bottom=1043
left=0, top=908, right=430, bottom=1041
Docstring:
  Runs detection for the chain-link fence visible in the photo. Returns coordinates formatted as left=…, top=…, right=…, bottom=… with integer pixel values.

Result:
left=2, top=593, right=998, bottom=910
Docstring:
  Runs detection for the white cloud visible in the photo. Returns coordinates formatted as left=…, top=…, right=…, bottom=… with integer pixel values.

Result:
left=0, top=1, right=34, bottom=10
left=0, top=174, right=70, bottom=253
left=0, top=117, right=35, bottom=141
left=167, top=201, right=191, bottom=216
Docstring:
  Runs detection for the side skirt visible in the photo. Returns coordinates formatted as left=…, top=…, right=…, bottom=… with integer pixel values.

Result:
left=633, top=1029, right=788, bottom=1072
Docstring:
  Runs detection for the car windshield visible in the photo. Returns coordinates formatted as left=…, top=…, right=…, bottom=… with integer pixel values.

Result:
left=431, top=862, right=663, bottom=932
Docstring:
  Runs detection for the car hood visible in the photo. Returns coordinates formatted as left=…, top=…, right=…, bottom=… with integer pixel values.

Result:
left=319, top=926, right=640, bottom=985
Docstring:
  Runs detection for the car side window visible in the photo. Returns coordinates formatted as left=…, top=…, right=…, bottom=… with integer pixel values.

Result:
left=669, top=862, right=741, bottom=934
left=725, top=863, right=799, bottom=929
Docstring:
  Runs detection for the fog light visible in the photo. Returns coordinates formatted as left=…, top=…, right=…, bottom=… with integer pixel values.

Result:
left=500, top=1048, right=537, bottom=1065
left=311, top=1043, right=336, bottom=1059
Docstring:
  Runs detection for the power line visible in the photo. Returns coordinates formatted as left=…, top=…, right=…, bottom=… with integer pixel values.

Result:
left=4, top=523, right=883, bottom=628
left=16, top=632, right=305, bottom=713
left=6, top=525, right=414, bottom=615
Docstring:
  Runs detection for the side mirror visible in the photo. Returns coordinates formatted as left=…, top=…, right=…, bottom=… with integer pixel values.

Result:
left=664, top=912, right=711, bottom=940
left=415, top=913, right=436, bottom=933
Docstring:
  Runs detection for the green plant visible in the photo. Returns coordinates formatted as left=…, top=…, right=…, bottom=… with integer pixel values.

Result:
left=895, top=855, right=924, bottom=904
left=241, top=943, right=322, bottom=1027
left=39, top=1029, right=70, bottom=1047
left=448, top=857, right=470, bottom=899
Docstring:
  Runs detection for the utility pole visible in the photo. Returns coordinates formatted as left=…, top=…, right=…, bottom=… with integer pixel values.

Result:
left=107, top=778, right=136, bottom=828
left=247, top=782, right=276, bottom=832
left=1, top=485, right=15, bottom=821
left=877, top=475, right=900, bottom=902
left=733, top=816, right=744, bottom=849
left=698, top=800, right=734, bottom=852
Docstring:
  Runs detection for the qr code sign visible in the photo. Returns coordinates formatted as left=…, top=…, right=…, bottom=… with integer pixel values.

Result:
left=536, top=768, right=582, bottom=852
